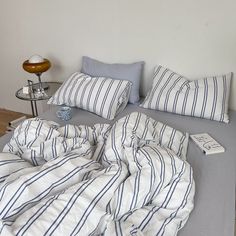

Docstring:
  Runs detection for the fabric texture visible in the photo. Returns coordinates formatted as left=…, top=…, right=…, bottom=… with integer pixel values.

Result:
left=4, top=114, right=189, bottom=162
left=140, top=65, right=232, bottom=123
left=0, top=113, right=194, bottom=236
left=0, top=104, right=235, bottom=236
left=81, top=56, right=144, bottom=104
left=48, top=72, right=131, bottom=120
left=0, top=153, right=32, bottom=185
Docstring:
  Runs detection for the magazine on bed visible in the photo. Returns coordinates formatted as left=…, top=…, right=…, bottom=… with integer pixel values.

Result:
left=190, top=133, right=225, bottom=155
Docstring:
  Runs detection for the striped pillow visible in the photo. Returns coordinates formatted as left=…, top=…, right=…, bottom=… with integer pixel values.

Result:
left=141, top=65, right=232, bottom=123
left=48, top=73, right=131, bottom=120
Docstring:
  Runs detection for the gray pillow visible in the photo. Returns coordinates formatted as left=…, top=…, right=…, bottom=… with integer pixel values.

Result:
left=81, top=56, right=144, bottom=104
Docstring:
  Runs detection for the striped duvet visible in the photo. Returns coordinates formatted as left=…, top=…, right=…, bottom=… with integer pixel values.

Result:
left=0, top=112, right=195, bottom=235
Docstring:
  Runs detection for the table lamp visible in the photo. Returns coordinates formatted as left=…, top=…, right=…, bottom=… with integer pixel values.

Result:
left=22, top=55, right=51, bottom=96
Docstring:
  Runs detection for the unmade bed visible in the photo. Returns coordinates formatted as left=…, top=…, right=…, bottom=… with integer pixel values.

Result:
left=0, top=104, right=235, bottom=236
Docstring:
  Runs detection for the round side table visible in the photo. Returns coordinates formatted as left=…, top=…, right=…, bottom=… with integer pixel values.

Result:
left=16, top=82, right=62, bottom=117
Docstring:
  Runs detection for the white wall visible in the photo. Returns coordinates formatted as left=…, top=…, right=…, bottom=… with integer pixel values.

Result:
left=0, top=0, right=235, bottom=114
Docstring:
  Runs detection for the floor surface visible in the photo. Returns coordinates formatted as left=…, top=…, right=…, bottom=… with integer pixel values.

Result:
left=0, top=108, right=30, bottom=136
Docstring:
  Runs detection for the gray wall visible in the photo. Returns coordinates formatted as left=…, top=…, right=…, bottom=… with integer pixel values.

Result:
left=0, top=0, right=235, bottom=114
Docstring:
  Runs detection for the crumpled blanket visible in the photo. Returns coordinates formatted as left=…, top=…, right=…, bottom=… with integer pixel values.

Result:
left=0, top=112, right=194, bottom=236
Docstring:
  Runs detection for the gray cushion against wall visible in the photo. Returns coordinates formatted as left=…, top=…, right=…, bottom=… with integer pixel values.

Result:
left=81, top=56, right=144, bottom=104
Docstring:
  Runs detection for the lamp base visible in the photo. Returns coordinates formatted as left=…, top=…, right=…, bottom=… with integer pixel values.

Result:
left=32, top=82, right=49, bottom=91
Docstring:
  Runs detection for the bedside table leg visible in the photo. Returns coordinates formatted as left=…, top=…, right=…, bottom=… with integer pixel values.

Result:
left=34, top=101, right=38, bottom=116
left=30, top=100, right=38, bottom=117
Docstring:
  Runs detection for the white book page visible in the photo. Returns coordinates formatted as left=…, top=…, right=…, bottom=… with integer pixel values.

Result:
left=190, top=133, right=225, bottom=155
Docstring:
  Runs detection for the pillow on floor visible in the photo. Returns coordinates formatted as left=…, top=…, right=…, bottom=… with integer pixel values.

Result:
left=81, top=56, right=144, bottom=104
left=140, top=65, right=232, bottom=123
left=48, top=72, right=132, bottom=120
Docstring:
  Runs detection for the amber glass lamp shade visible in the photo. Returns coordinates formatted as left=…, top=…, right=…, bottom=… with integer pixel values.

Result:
left=22, top=56, right=51, bottom=96
left=22, top=59, right=51, bottom=74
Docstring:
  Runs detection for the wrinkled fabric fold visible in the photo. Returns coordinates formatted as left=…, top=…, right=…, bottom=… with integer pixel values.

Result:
left=0, top=112, right=194, bottom=236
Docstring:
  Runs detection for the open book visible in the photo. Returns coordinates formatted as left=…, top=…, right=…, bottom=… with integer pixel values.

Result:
left=190, top=133, right=225, bottom=155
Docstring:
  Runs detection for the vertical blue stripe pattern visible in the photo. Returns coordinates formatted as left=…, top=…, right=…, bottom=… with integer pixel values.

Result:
left=48, top=72, right=132, bottom=120
left=141, top=65, right=232, bottom=123
left=0, top=112, right=194, bottom=236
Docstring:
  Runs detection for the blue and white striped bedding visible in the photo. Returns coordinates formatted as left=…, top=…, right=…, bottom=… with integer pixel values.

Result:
left=47, top=72, right=132, bottom=120
left=0, top=112, right=195, bottom=235
left=141, top=65, right=232, bottom=123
